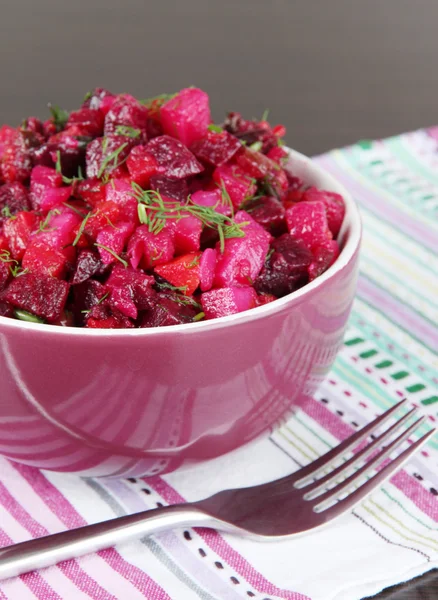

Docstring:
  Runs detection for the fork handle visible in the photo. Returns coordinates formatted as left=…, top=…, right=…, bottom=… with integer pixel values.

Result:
left=0, top=504, right=211, bottom=580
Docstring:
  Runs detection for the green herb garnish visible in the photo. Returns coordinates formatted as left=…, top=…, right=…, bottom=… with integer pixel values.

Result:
left=14, top=309, right=45, bottom=323
left=97, top=139, right=128, bottom=180
left=193, top=311, right=205, bottom=322
left=208, top=124, right=223, bottom=133
left=132, top=187, right=248, bottom=253
left=187, top=255, right=200, bottom=268
left=156, top=280, right=188, bottom=294
left=38, top=209, right=61, bottom=233
left=141, top=92, right=176, bottom=107
left=249, top=141, right=263, bottom=152
left=261, top=109, right=270, bottom=122
left=83, top=90, right=93, bottom=102
left=0, top=250, right=27, bottom=277
left=48, top=104, right=69, bottom=130
left=94, top=243, right=128, bottom=268
left=1, top=206, right=13, bottom=219
left=55, top=151, right=84, bottom=184
left=115, top=125, right=141, bottom=138
left=72, top=211, right=92, bottom=246
left=63, top=202, right=87, bottom=216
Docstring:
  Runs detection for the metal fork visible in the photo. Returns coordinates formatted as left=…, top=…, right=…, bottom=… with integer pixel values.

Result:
left=0, top=399, right=434, bottom=580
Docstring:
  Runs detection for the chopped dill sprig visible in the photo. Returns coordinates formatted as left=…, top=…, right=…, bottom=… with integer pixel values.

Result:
left=14, top=309, right=45, bottom=323
left=115, top=125, right=141, bottom=138
left=48, top=103, right=69, bottom=130
left=97, top=139, right=128, bottom=180
left=72, top=211, right=92, bottom=246
left=94, top=243, right=128, bottom=268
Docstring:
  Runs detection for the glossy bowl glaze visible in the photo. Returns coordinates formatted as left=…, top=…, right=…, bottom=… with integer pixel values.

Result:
left=0, top=149, right=361, bottom=477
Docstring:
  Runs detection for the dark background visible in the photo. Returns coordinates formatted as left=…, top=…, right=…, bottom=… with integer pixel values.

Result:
left=1, top=0, right=437, bottom=156
left=1, top=1, right=437, bottom=597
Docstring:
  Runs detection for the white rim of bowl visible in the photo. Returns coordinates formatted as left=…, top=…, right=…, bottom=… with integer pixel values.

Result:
left=0, top=148, right=362, bottom=336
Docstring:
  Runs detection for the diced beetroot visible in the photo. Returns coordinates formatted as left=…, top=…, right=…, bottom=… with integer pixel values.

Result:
left=0, top=183, right=31, bottom=225
left=29, top=165, right=62, bottom=209
left=145, top=136, right=203, bottom=180
left=161, top=88, right=211, bottom=147
left=104, top=94, right=148, bottom=136
left=83, top=201, right=123, bottom=242
left=302, top=187, right=346, bottom=238
left=66, top=108, right=104, bottom=138
left=308, top=239, right=340, bottom=281
left=222, top=112, right=280, bottom=153
left=141, top=292, right=197, bottom=327
left=106, top=265, right=155, bottom=311
left=149, top=176, right=188, bottom=203
left=199, top=248, right=217, bottom=292
left=75, top=178, right=106, bottom=208
left=254, top=234, right=313, bottom=297
left=256, top=293, right=277, bottom=306
left=31, top=134, right=87, bottom=179
left=191, top=189, right=231, bottom=216
left=212, top=164, right=256, bottom=210
left=36, top=210, right=82, bottom=250
left=72, top=278, right=107, bottom=323
left=201, top=287, right=258, bottom=319
left=39, top=186, right=72, bottom=211
left=126, top=146, right=159, bottom=187
left=4, top=211, right=40, bottom=260
left=0, top=300, right=13, bottom=317
left=213, top=211, right=271, bottom=287
left=285, top=201, right=332, bottom=252
left=22, top=239, right=75, bottom=279
left=87, top=313, right=133, bottom=329
left=82, top=88, right=115, bottom=112
left=109, top=286, right=138, bottom=319
left=0, top=261, right=10, bottom=291
left=0, top=235, right=10, bottom=253
left=95, top=221, right=134, bottom=265
left=173, top=216, right=203, bottom=254
left=104, top=178, right=138, bottom=222
left=127, top=226, right=174, bottom=270
left=236, top=147, right=289, bottom=197
left=0, top=125, right=19, bottom=156
left=4, top=272, right=69, bottom=322
left=71, top=249, right=108, bottom=284
left=0, top=132, right=32, bottom=184
left=190, top=131, right=242, bottom=167
left=267, top=146, right=288, bottom=165
left=154, top=252, right=201, bottom=296
left=244, top=195, right=286, bottom=235
left=86, top=135, right=136, bottom=180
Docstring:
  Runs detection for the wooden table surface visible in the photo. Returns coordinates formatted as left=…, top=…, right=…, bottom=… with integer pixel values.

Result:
left=1, top=1, right=437, bottom=597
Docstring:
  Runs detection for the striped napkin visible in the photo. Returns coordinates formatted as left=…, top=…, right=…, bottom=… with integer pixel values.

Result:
left=0, top=129, right=437, bottom=600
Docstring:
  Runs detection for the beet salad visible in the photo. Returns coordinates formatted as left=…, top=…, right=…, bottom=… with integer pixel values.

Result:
left=0, top=87, right=345, bottom=328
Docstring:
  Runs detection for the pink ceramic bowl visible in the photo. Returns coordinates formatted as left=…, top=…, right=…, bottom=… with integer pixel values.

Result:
left=0, top=149, right=361, bottom=477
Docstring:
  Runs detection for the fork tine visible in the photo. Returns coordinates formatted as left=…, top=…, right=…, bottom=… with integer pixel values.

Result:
left=313, top=428, right=435, bottom=518
left=313, top=417, right=429, bottom=511
left=294, top=399, right=408, bottom=488
left=303, top=407, right=417, bottom=499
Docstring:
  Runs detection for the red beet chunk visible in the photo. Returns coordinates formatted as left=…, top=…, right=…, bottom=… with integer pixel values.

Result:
left=0, top=132, right=32, bottom=184
left=82, top=88, right=115, bottom=112
left=190, top=131, right=242, bottom=167
left=75, top=178, right=106, bottom=208
left=71, top=250, right=109, bottom=285
left=223, top=112, right=280, bottom=153
left=86, top=135, right=136, bottom=180
left=22, top=239, right=75, bottom=279
left=106, top=266, right=155, bottom=319
left=72, top=278, right=107, bottom=325
left=254, top=234, right=312, bottom=297
left=66, top=108, right=104, bottom=138
left=0, top=301, right=13, bottom=317
left=285, top=201, right=332, bottom=252
left=308, top=239, right=340, bottom=281
left=161, top=88, right=211, bottom=147
left=4, top=272, right=69, bottom=322
left=3, top=211, right=40, bottom=260
left=0, top=261, right=10, bottom=291
left=127, top=226, right=174, bottom=270
left=302, top=187, right=346, bottom=238
left=141, top=292, right=198, bottom=328
left=126, top=146, right=158, bottom=187
left=244, top=195, right=286, bottom=235
left=104, top=94, right=148, bottom=136
left=149, top=176, right=188, bottom=203
left=201, top=287, right=258, bottom=319
left=0, top=183, right=31, bottom=225
left=30, top=134, right=88, bottom=179
left=145, top=136, right=203, bottom=180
